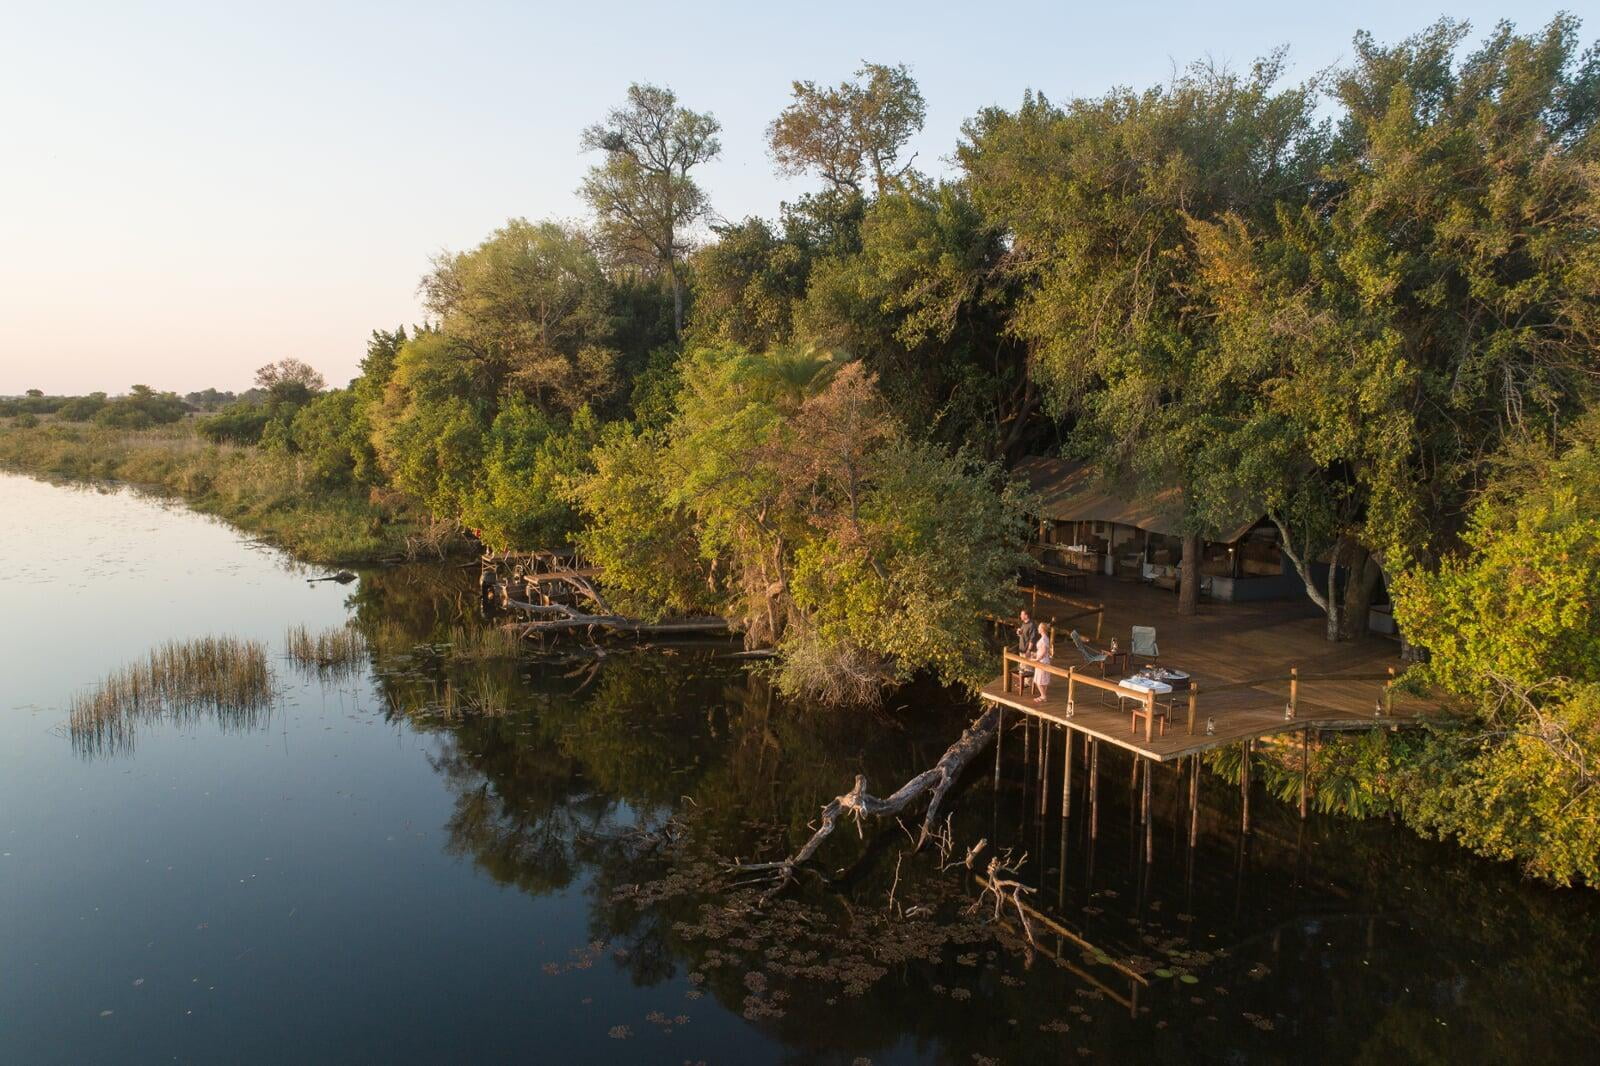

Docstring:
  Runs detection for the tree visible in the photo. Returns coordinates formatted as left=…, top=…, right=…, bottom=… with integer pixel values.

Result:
left=964, top=57, right=1326, bottom=616
left=1189, top=16, right=1600, bottom=636
left=368, top=332, right=487, bottom=519
left=580, top=83, right=721, bottom=336
left=421, top=219, right=622, bottom=416
left=254, top=358, right=326, bottom=395
left=688, top=217, right=810, bottom=350
left=575, top=347, right=1026, bottom=703
left=1389, top=409, right=1600, bottom=884
left=768, top=62, right=926, bottom=196
left=795, top=177, right=1037, bottom=457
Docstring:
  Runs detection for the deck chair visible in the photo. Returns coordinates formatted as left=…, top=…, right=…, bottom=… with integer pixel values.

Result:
left=1069, top=629, right=1109, bottom=677
left=1131, top=625, right=1159, bottom=661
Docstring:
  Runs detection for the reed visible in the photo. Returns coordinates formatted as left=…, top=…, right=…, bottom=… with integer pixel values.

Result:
left=284, top=623, right=368, bottom=677
left=69, top=636, right=274, bottom=755
left=443, top=624, right=524, bottom=661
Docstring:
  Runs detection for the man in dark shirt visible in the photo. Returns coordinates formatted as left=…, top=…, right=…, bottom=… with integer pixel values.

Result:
left=1016, top=609, right=1039, bottom=682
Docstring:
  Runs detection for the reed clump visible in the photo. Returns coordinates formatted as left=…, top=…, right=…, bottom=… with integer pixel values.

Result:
left=70, top=636, right=274, bottom=755
left=285, top=622, right=368, bottom=677
left=444, top=624, right=524, bottom=661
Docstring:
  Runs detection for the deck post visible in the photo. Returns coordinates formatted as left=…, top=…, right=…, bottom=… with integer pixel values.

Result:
left=1039, top=724, right=1051, bottom=814
left=1240, top=740, right=1252, bottom=835
left=1143, top=692, right=1155, bottom=742
left=1142, top=764, right=1153, bottom=863
left=1289, top=666, right=1299, bottom=719
left=1299, top=727, right=1310, bottom=819
left=993, top=703, right=1004, bottom=788
left=1062, top=728, right=1074, bottom=816
left=1187, top=681, right=1197, bottom=735
left=1094, top=605, right=1104, bottom=641
left=1089, top=739, right=1100, bottom=840
left=1188, top=755, right=1200, bottom=847
left=1385, top=666, right=1396, bottom=715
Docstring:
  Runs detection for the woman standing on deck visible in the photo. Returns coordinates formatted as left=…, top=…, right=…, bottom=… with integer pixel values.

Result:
left=1032, top=625, right=1053, bottom=703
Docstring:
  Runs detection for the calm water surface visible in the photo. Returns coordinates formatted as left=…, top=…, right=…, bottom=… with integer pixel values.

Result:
left=2, top=472, right=1597, bottom=1064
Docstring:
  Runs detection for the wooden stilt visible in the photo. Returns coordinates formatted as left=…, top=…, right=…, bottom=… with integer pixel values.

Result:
left=1241, top=739, right=1252, bottom=834
left=1143, top=764, right=1153, bottom=863
left=1299, top=726, right=1309, bottom=819
left=1089, top=739, right=1100, bottom=839
left=1062, top=728, right=1074, bottom=817
left=993, top=704, right=1004, bottom=788
left=1039, top=724, right=1051, bottom=815
left=1188, top=755, right=1200, bottom=847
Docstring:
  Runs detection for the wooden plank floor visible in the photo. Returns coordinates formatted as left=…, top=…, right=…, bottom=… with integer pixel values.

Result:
left=986, top=575, right=1438, bottom=762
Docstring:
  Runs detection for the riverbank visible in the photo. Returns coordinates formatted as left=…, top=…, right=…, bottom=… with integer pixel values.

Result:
left=0, top=419, right=426, bottom=565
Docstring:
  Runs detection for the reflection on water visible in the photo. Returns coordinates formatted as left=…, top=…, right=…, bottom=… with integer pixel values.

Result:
left=3, top=471, right=1599, bottom=1064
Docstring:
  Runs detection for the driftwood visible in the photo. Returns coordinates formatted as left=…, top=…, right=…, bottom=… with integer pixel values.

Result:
left=735, top=704, right=1001, bottom=897
left=505, top=598, right=731, bottom=637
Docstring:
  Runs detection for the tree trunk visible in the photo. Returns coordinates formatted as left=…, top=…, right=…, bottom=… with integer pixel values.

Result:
left=734, top=705, right=1000, bottom=898
left=1178, top=532, right=1202, bottom=616
left=1324, top=538, right=1347, bottom=642
left=1337, top=545, right=1382, bottom=640
left=669, top=266, right=684, bottom=337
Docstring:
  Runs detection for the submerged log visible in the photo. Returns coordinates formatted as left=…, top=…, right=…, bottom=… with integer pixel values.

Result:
left=735, top=704, right=1000, bottom=897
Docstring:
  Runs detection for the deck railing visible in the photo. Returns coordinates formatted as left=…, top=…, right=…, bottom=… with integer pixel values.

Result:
left=999, top=650, right=1401, bottom=740
left=1002, top=649, right=1171, bottom=740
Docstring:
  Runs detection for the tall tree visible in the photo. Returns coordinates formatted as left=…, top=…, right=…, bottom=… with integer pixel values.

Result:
left=768, top=62, right=927, bottom=196
left=581, top=83, right=721, bottom=336
left=795, top=176, right=1037, bottom=458
left=964, top=57, right=1327, bottom=615
left=1188, top=16, right=1600, bottom=636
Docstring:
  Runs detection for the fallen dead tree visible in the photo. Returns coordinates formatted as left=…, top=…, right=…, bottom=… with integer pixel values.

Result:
left=505, top=598, right=732, bottom=637
left=734, top=704, right=1001, bottom=898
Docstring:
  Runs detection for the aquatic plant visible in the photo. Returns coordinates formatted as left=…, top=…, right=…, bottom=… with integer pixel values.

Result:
left=443, top=623, right=524, bottom=661
left=284, top=622, right=368, bottom=677
left=69, top=635, right=274, bottom=755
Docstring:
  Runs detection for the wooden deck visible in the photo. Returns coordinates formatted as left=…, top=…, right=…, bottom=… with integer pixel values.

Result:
left=983, top=576, right=1436, bottom=763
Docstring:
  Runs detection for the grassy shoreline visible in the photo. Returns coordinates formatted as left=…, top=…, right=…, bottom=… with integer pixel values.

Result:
left=0, top=419, right=425, bottom=565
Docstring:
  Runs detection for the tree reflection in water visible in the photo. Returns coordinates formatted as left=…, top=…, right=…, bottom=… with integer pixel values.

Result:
left=340, top=564, right=1600, bottom=1062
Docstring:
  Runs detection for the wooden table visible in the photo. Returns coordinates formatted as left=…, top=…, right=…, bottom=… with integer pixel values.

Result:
left=1126, top=675, right=1177, bottom=736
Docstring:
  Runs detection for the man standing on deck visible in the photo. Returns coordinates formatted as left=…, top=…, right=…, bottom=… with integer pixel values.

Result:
left=1016, top=609, right=1039, bottom=682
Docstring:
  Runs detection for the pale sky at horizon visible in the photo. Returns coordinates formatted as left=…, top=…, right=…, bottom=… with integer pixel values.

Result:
left=0, top=0, right=1578, bottom=395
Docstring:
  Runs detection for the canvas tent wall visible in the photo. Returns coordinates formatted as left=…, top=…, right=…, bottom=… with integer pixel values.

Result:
left=1012, top=457, right=1302, bottom=601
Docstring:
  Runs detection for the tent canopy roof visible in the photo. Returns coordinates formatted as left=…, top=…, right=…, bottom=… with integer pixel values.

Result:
left=1013, top=456, right=1261, bottom=544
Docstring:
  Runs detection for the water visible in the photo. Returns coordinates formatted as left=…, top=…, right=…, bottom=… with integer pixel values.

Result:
left=2, top=472, right=1597, bottom=1064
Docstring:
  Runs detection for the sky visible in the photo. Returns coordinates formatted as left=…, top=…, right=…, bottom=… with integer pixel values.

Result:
left=0, top=0, right=1579, bottom=395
